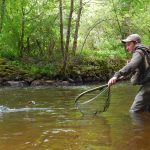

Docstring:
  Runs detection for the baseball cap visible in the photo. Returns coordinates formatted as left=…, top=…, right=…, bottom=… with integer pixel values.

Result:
left=122, top=34, right=141, bottom=43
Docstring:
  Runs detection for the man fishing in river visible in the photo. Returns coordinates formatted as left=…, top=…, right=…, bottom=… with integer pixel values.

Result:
left=108, top=34, right=150, bottom=113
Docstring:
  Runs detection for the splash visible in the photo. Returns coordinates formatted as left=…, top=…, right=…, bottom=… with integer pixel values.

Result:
left=0, top=105, right=52, bottom=113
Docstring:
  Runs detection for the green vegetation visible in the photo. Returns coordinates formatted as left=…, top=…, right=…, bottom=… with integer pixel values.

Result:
left=0, top=0, right=150, bottom=81
left=0, top=58, right=27, bottom=79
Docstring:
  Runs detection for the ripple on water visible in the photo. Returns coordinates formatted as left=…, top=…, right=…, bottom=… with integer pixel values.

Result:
left=0, top=105, right=53, bottom=113
left=52, top=128, right=76, bottom=134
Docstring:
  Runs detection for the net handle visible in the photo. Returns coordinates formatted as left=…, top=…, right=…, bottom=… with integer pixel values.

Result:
left=75, top=77, right=123, bottom=104
left=75, top=84, right=108, bottom=104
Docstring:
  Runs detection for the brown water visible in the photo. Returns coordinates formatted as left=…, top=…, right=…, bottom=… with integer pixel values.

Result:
left=0, top=82, right=150, bottom=150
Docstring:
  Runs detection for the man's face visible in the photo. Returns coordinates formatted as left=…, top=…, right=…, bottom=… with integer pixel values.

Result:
left=125, top=41, right=135, bottom=53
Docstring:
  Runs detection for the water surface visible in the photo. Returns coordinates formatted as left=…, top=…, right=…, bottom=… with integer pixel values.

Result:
left=0, top=82, right=150, bottom=150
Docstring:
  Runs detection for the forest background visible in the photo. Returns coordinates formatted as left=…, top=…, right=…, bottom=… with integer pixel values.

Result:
left=0, top=0, right=150, bottom=84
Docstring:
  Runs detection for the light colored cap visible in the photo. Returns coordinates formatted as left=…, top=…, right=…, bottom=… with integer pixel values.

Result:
left=122, top=34, right=141, bottom=43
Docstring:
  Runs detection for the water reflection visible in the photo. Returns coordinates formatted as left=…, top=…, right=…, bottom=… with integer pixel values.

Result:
left=130, top=113, right=150, bottom=150
left=111, top=113, right=150, bottom=150
left=130, top=112, right=150, bottom=126
left=0, top=85, right=150, bottom=150
left=71, top=116, right=111, bottom=149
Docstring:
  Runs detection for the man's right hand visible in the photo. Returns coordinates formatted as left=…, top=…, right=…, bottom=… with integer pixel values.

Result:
left=108, top=76, right=117, bottom=86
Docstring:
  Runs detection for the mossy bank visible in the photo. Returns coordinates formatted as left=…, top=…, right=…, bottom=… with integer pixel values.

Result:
left=0, top=56, right=125, bottom=87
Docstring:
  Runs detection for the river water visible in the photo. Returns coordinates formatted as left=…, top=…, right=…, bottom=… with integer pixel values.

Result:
left=0, top=82, right=150, bottom=150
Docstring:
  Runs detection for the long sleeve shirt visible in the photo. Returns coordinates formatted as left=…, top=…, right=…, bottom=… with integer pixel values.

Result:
left=114, top=50, right=143, bottom=79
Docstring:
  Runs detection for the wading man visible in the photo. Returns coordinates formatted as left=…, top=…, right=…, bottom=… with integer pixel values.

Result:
left=108, top=34, right=150, bottom=113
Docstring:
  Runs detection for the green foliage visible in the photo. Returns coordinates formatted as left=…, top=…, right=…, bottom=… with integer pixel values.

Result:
left=78, top=0, right=150, bottom=52
left=79, top=47, right=126, bottom=62
left=0, top=49, right=18, bottom=60
left=0, top=58, right=27, bottom=78
left=0, top=0, right=150, bottom=77
left=29, top=64, right=58, bottom=76
left=0, top=0, right=59, bottom=59
left=10, top=59, right=59, bottom=77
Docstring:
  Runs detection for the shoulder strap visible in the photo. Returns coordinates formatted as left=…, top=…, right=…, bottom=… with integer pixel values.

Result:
left=135, top=49, right=145, bottom=57
left=135, top=48, right=150, bottom=68
left=135, top=44, right=150, bottom=52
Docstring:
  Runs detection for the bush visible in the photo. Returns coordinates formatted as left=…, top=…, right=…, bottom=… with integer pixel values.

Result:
left=0, top=49, right=18, bottom=60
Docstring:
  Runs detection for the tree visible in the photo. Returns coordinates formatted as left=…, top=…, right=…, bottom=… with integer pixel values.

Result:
left=59, top=0, right=84, bottom=76
left=0, top=0, right=6, bottom=33
left=59, top=0, right=65, bottom=57
left=72, top=0, right=83, bottom=55
left=62, top=0, right=74, bottom=76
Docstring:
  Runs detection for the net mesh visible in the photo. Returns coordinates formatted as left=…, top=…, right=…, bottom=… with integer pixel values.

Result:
left=76, top=86, right=111, bottom=115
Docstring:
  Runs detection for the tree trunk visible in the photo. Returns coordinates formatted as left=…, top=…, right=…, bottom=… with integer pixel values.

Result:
left=26, top=36, right=30, bottom=53
left=59, top=0, right=64, bottom=57
left=65, top=0, right=74, bottom=53
left=36, top=39, right=42, bottom=55
left=63, top=0, right=74, bottom=76
left=19, top=3, right=25, bottom=57
left=72, top=0, right=83, bottom=56
left=0, top=0, right=6, bottom=33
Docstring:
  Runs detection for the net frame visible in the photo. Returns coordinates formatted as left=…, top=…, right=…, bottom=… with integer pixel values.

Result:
left=75, top=84, right=111, bottom=115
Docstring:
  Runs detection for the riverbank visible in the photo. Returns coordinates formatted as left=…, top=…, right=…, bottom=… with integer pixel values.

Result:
left=0, top=57, right=125, bottom=87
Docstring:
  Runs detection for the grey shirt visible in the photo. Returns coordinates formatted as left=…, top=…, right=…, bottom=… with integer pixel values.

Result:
left=114, top=51, right=143, bottom=78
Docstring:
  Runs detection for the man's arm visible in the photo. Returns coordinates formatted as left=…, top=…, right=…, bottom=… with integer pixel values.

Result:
left=108, top=51, right=143, bottom=86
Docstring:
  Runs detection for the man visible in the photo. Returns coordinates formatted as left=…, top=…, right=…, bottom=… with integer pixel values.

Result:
left=108, top=33, right=150, bottom=113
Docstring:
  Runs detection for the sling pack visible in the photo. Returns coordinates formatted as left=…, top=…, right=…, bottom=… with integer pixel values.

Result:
left=135, top=45, right=150, bottom=84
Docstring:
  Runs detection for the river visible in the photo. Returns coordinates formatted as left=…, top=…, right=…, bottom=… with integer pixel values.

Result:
left=0, top=82, right=150, bottom=150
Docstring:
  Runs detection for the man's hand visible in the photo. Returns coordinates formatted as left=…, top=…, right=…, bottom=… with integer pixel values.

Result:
left=108, top=76, right=117, bottom=86
left=126, top=59, right=131, bottom=64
